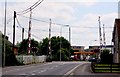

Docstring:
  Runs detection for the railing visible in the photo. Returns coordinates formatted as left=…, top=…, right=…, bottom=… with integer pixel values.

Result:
left=91, top=62, right=120, bottom=73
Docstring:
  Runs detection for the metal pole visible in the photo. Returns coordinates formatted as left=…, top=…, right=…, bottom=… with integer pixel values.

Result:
left=60, top=27, right=62, bottom=61
left=48, top=18, right=52, bottom=59
left=3, top=0, right=7, bottom=67
left=69, top=27, right=71, bottom=59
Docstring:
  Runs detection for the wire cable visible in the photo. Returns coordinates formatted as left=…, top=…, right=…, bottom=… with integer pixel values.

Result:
left=17, top=0, right=44, bottom=15
left=17, top=15, right=114, bottom=29
left=16, top=16, right=42, bottom=40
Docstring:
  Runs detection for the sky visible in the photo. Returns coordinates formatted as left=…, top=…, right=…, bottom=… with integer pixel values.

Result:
left=0, top=0, right=119, bottom=49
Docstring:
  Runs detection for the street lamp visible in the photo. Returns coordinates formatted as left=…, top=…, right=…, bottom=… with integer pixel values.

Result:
left=60, top=25, right=71, bottom=61
left=90, top=40, right=97, bottom=46
left=60, top=26, right=62, bottom=61
left=65, top=25, right=71, bottom=59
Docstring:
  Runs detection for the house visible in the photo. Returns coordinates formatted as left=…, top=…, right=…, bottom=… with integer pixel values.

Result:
left=1, top=31, right=18, bottom=55
left=89, top=46, right=100, bottom=51
left=89, top=45, right=113, bottom=53
left=71, top=46, right=85, bottom=60
left=112, top=19, right=120, bottom=63
left=71, top=46, right=84, bottom=52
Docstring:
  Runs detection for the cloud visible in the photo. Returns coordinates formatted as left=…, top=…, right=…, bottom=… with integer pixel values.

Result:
left=0, top=1, right=118, bottom=48
left=70, top=12, right=117, bottom=47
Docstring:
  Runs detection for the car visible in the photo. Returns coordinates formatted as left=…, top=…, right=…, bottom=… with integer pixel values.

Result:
left=88, top=58, right=97, bottom=62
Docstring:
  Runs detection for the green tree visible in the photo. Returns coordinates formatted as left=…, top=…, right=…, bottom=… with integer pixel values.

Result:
left=40, top=38, right=49, bottom=55
left=40, top=36, right=70, bottom=60
left=2, top=39, right=21, bottom=66
left=18, top=39, right=39, bottom=55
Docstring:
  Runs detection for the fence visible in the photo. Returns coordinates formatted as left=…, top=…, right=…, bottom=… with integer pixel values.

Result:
left=16, top=55, right=46, bottom=64
left=91, top=63, right=120, bottom=73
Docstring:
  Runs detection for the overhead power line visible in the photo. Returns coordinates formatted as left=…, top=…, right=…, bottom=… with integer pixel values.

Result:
left=17, top=0, right=44, bottom=15
left=16, top=16, right=42, bottom=40
left=17, top=15, right=113, bottom=29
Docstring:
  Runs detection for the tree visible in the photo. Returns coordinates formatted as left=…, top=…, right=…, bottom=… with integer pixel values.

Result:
left=40, top=38, right=49, bottom=55
left=100, top=49, right=113, bottom=63
left=2, top=39, right=21, bottom=66
left=18, top=39, right=39, bottom=55
left=52, top=48, right=70, bottom=61
left=40, top=36, right=70, bottom=60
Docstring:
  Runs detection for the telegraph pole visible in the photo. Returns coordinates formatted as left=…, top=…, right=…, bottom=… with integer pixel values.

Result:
left=103, top=24, right=106, bottom=48
left=98, top=16, right=102, bottom=51
left=22, top=28, right=24, bottom=41
left=3, top=0, right=7, bottom=67
left=28, top=8, right=32, bottom=54
left=98, top=16, right=103, bottom=60
left=12, top=11, right=16, bottom=57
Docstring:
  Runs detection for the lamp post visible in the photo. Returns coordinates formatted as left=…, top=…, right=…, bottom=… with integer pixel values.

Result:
left=60, top=26, right=62, bottom=61
left=90, top=40, right=97, bottom=46
left=3, top=0, right=7, bottom=67
left=65, top=25, right=71, bottom=59
left=60, top=25, right=70, bottom=61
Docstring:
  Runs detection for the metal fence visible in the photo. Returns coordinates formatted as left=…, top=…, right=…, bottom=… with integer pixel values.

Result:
left=91, top=63, right=120, bottom=73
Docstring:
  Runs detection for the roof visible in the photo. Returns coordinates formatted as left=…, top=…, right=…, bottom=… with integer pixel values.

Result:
left=71, top=46, right=84, bottom=48
left=113, top=19, right=120, bottom=41
left=89, top=45, right=113, bottom=49
left=1, top=31, right=13, bottom=46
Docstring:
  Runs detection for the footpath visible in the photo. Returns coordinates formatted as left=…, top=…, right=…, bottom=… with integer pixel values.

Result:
left=71, top=62, right=120, bottom=77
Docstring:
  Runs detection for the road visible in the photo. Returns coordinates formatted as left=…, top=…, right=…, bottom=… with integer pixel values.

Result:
left=2, top=62, right=88, bottom=76
left=2, top=62, right=120, bottom=77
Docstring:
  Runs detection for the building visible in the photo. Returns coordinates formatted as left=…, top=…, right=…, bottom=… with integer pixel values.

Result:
left=71, top=46, right=85, bottom=60
left=112, top=19, right=120, bottom=63
left=71, top=46, right=84, bottom=52
left=89, top=46, right=100, bottom=50
left=89, top=45, right=113, bottom=59
left=89, top=45, right=113, bottom=52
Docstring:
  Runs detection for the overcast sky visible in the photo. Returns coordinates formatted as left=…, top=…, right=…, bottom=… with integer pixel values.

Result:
left=0, top=0, right=119, bottom=48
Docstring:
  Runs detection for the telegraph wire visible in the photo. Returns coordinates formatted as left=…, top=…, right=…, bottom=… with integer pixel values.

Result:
left=16, top=16, right=113, bottom=41
left=16, top=17, right=23, bottom=29
left=16, top=16, right=42, bottom=40
left=17, top=0, right=44, bottom=15
left=17, top=14, right=113, bottom=29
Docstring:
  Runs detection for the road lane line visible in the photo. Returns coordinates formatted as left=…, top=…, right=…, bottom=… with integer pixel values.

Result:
left=31, top=73, right=35, bottom=75
left=64, top=63, right=83, bottom=75
left=40, top=69, right=47, bottom=73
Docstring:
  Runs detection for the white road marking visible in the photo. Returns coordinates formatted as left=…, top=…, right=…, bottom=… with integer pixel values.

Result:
left=31, top=73, right=35, bottom=75
left=40, top=69, right=47, bottom=73
left=64, top=63, right=83, bottom=75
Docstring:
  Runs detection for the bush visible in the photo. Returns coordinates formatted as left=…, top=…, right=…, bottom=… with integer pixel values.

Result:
left=100, top=49, right=113, bottom=63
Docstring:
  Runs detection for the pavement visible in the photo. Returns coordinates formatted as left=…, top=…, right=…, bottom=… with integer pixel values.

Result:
left=69, top=62, right=120, bottom=77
